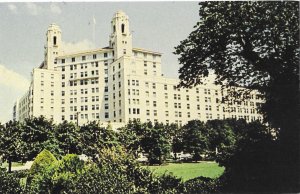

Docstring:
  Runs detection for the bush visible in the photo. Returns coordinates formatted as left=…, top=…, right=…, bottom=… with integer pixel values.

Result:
left=184, top=176, right=221, bottom=194
left=29, top=149, right=57, bottom=175
left=0, top=168, right=23, bottom=194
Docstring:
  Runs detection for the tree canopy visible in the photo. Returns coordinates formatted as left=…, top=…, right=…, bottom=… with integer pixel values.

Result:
left=174, top=1, right=299, bottom=131
left=175, top=2, right=299, bottom=191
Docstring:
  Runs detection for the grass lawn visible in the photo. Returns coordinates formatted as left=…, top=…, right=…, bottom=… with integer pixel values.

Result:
left=144, top=162, right=224, bottom=181
left=1, top=162, right=24, bottom=168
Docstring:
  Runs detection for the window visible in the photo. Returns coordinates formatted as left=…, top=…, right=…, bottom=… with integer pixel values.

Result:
left=165, top=93, right=168, bottom=99
left=62, top=59, right=65, bottom=64
left=164, top=85, right=167, bottom=90
left=153, top=101, right=157, bottom=107
left=72, top=57, right=75, bottom=62
left=53, top=36, right=57, bottom=45
left=93, top=54, right=97, bottom=59
left=152, top=83, right=156, bottom=89
left=153, top=92, right=156, bottom=97
left=165, top=111, right=169, bottom=117
left=186, top=95, right=190, bottom=101
left=153, top=110, right=157, bottom=116
left=121, top=23, right=125, bottom=33
left=105, top=112, right=109, bottom=118
left=104, top=53, right=108, bottom=58
left=82, top=56, right=86, bottom=61
left=165, top=102, right=168, bottom=108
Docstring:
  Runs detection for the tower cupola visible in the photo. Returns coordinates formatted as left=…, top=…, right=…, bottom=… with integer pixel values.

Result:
left=44, top=23, right=62, bottom=69
left=109, top=11, right=132, bottom=59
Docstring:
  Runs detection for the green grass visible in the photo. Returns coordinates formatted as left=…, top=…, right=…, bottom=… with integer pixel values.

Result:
left=1, top=162, right=24, bottom=168
left=144, top=162, right=224, bottom=181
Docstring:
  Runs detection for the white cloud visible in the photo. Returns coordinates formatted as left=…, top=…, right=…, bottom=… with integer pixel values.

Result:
left=0, top=64, right=30, bottom=123
left=26, top=2, right=42, bottom=16
left=62, top=39, right=96, bottom=54
left=0, top=64, right=30, bottom=92
left=50, top=3, right=62, bottom=15
left=8, top=4, right=18, bottom=14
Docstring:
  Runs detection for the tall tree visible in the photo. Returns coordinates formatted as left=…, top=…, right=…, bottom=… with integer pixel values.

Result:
left=206, top=119, right=236, bottom=157
left=78, top=121, right=118, bottom=160
left=181, top=120, right=210, bottom=161
left=0, top=121, right=23, bottom=172
left=142, top=122, right=172, bottom=165
left=175, top=2, right=299, bottom=191
left=21, top=116, right=60, bottom=161
left=117, top=120, right=144, bottom=157
left=55, top=121, right=81, bottom=155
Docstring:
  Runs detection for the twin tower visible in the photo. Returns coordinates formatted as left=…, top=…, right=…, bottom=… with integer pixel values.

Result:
left=43, top=10, right=132, bottom=69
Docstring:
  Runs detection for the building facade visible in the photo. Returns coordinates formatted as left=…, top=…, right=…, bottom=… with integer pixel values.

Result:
left=14, top=11, right=263, bottom=127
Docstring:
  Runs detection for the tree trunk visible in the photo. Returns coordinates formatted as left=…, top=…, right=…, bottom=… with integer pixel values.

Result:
left=8, top=160, right=12, bottom=173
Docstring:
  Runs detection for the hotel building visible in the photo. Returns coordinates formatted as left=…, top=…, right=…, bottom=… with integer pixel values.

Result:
left=13, top=11, right=263, bottom=127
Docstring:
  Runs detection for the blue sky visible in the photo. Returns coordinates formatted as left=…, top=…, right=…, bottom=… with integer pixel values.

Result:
left=0, top=2, right=199, bottom=123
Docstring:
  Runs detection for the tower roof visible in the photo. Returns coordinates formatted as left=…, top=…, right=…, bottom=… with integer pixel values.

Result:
left=113, top=10, right=127, bottom=18
left=47, top=23, right=61, bottom=31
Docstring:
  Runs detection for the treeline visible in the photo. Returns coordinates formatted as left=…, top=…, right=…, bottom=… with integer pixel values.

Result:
left=0, top=116, right=280, bottom=193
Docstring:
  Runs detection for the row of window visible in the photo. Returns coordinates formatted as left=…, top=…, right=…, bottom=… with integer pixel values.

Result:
left=143, top=61, right=157, bottom=68
left=61, top=53, right=109, bottom=64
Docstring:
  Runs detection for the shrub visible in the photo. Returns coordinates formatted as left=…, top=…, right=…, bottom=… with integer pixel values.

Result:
left=184, top=176, right=221, bottom=194
left=0, top=168, right=23, bottom=194
left=29, top=149, right=57, bottom=175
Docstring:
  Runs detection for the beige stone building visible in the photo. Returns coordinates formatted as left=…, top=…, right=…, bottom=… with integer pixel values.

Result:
left=14, top=11, right=263, bottom=127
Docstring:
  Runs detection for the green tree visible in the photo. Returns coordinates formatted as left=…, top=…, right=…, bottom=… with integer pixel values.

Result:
left=21, top=116, right=61, bottom=161
left=117, top=120, right=143, bottom=157
left=78, top=121, right=118, bottom=160
left=0, top=121, right=23, bottom=172
left=174, top=1, right=299, bottom=191
left=216, top=121, right=276, bottom=192
left=55, top=121, right=81, bottom=155
left=143, top=122, right=172, bottom=165
left=181, top=120, right=210, bottom=161
left=206, top=119, right=236, bottom=158
left=168, top=123, right=183, bottom=160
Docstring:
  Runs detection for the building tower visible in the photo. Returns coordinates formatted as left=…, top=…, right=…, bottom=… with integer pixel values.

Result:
left=44, top=23, right=62, bottom=70
left=109, top=10, right=132, bottom=60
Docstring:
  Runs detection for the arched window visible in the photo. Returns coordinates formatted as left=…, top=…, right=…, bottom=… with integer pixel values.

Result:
left=53, top=36, right=57, bottom=45
left=113, top=25, right=116, bottom=32
left=121, top=24, right=125, bottom=33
